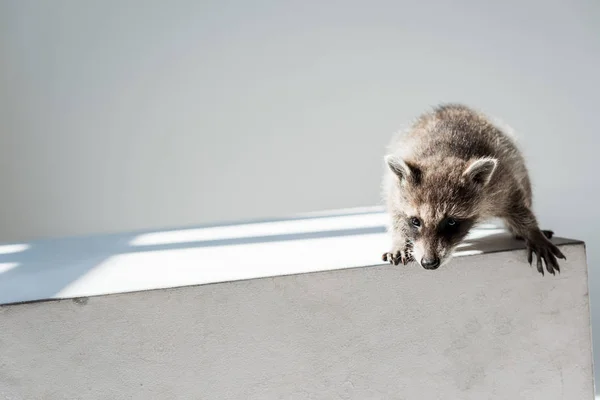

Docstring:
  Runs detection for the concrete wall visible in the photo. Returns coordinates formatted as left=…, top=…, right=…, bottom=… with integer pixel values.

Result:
left=1, top=0, right=599, bottom=391
left=0, top=242, right=593, bottom=400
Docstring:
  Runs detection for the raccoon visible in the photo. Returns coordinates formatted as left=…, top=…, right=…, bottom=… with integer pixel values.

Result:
left=382, top=104, right=565, bottom=275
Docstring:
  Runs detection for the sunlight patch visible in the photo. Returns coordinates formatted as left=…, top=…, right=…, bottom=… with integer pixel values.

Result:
left=129, top=213, right=388, bottom=247
left=0, top=263, right=19, bottom=274
left=0, top=244, right=30, bottom=255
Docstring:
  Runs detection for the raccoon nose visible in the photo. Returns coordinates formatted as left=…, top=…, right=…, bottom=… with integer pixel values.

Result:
left=421, top=257, right=440, bottom=270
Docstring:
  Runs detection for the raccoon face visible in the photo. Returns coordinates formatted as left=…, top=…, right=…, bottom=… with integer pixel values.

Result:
left=404, top=213, right=475, bottom=269
left=385, top=154, right=497, bottom=269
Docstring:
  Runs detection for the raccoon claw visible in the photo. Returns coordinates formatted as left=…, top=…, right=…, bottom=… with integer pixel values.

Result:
left=382, top=251, right=404, bottom=265
left=525, top=233, right=565, bottom=276
left=542, top=230, right=554, bottom=239
left=382, top=249, right=412, bottom=266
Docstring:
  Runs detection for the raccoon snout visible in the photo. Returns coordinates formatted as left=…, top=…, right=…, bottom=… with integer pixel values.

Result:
left=420, top=257, right=440, bottom=270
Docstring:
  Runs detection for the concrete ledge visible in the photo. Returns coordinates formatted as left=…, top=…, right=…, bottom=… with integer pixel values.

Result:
left=0, top=208, right=594, bottom=399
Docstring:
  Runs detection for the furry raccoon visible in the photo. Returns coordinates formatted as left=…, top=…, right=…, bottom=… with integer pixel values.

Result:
left=382, top=104, right=564, bottom=275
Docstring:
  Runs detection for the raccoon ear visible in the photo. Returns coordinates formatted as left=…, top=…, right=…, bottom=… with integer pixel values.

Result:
left=463, top=157, right=498, bottom=186
left=385, top=155, right=419, bottom=183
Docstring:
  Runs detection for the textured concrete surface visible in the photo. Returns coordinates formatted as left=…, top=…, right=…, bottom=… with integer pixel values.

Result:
left=0, top=241, right=593, bottom=400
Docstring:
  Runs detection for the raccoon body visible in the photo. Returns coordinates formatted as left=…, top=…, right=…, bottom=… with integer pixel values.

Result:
left=382, top=104, right=564, bottom=275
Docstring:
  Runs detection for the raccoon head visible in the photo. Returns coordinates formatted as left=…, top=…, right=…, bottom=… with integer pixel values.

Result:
left=385, top=154, right=497, bottom=270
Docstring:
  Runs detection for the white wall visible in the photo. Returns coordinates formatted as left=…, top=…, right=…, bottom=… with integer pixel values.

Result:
left=1, top=0, right=599, bottom=386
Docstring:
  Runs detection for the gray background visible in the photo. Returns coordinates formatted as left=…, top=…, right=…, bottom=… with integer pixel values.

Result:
left=1, top=0, right=599, bottom=389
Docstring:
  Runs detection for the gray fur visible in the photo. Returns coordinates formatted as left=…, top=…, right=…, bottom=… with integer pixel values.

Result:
left=382, top=104, right=565, bottom=275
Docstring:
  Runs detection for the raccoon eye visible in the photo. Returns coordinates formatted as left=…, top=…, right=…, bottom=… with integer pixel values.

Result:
left=447, top=218, right=457, bottom=226
left=410, top=217, right=421, bottom=227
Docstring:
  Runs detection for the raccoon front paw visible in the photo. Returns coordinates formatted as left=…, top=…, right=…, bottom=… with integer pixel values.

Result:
left=526, top=232, right=566, bottom=276
left=382, top=247, right=413, bottom=266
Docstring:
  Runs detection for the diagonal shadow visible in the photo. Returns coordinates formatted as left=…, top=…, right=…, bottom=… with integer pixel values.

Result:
left=0, top=210, right=387, bottom=305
